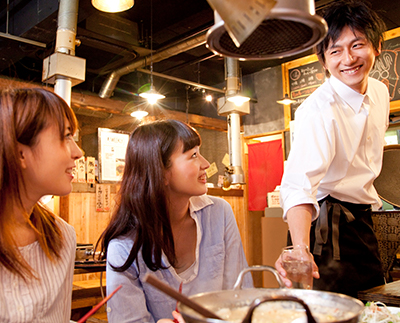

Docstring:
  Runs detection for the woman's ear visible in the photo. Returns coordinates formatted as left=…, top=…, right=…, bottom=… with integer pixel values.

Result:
left=18, top=143, right=28, bottom=169
left=164, top=171, right=170, bottom=186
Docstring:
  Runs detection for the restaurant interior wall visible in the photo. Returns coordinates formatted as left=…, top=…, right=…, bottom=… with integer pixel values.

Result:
left=242, top=65, right=285, bottom=137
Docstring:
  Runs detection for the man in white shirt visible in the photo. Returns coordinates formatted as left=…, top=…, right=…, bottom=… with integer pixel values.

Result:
left=275, top=0, right=389, bottom=297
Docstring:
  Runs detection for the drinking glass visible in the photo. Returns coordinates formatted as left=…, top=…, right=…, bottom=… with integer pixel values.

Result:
left=280, top=245, right=313, bottom=289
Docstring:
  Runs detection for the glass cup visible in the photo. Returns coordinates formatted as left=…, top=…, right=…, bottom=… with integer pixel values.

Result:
left=280, top=245, right=313, bottom=289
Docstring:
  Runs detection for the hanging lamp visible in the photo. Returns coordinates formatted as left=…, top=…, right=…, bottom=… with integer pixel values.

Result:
left=139, top=0, right=165, bottom=105
left=92, top=0, right=133, bottom=13
left=130, top=109, right=148, bottom=119
left=277, top=93, right=296, bottom=105
left=277, top=68, right=295, bottom=105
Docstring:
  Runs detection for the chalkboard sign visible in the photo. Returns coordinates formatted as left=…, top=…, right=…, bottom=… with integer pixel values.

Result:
left=288, top=60, right=325, bottom=119
left=370, top=36, right=400, bottom=101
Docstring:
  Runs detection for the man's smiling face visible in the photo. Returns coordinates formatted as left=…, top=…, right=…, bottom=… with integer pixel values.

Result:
left=323, top=25, right=380, bottom=94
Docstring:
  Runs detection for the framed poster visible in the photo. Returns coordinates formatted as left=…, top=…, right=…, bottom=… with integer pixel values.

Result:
left=98, top=128, right=130, bottom=183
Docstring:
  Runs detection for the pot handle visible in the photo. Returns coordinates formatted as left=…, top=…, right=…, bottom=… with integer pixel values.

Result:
left=241, top=295, right=317, bottom=323
left=233, top=265, right=285, bottom=290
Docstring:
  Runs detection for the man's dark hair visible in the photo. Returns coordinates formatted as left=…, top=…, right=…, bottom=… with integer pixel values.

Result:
left=315, top=0, right=386, bottom=74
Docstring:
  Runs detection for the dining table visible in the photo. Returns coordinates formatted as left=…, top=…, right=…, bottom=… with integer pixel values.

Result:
left=358, top=279, right=400, bottom=307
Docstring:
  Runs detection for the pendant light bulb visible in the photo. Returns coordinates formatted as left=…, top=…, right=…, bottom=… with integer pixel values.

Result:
left=92, top=0, right=134, bottom=13
left=205, top=94, right=213, bottom=102
left=227, top=94, right=250, bottom=106
left=130, top=110, right=148, bottom=119
left=277, top=94, right=296, bottom=105
left=139, top=85, right=165, bottom=105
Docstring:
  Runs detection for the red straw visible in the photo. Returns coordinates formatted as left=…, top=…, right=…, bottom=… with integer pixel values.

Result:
left=173, top=282, right=183, bottom=323
left=77, top=285, right=122, bottom=323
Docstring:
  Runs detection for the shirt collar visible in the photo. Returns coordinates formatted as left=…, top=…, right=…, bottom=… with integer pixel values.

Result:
left=189, top=195, right=214, bottom=212
left=329, top=75, right=366, bottom=113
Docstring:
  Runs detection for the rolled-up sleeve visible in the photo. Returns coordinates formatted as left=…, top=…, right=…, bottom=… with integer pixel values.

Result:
left=280, top=102, right=334, bottom=222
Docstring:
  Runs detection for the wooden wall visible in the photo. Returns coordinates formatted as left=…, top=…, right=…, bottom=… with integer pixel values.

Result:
left=61, top=186, right=246, bottom=249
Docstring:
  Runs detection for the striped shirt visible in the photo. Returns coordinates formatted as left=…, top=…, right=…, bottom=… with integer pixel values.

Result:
left=0, top=218, right=76, bottom=323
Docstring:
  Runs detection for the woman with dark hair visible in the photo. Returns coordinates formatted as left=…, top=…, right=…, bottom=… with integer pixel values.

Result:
left=0, top=88, right=82, bottom=322
left=98, top=119, right=252, bottom=323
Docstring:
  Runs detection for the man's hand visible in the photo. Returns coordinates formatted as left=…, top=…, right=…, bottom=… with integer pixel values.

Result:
left=275, top=204, right=320, bottom=287
left=275, top=253, right=320, bottom=288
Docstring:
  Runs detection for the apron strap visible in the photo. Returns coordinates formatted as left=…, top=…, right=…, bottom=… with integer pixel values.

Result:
left=313, top=199, right=355, bottom=260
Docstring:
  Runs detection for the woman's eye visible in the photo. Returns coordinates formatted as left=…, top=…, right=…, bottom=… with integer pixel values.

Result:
left=192, top=152, right=198, bottom=158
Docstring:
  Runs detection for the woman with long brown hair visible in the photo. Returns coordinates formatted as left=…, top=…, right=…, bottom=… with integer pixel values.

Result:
left=99, top=120, right=252, bottom=323
left=0, top=88, right=82, bottom=322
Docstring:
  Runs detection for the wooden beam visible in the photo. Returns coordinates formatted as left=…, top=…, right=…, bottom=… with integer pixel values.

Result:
left=71, top=94, right=128, bottom=114
left=154, top=109, right=227, bottom=132
left=0, top=77, right=227, bottom=131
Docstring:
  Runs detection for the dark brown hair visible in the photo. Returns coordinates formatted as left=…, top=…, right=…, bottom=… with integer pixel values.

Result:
left=315, top=0, right=386, bottom=76
left=0, top=87, right=78, bottom=278
left=98, top=119, right=201, bottom=272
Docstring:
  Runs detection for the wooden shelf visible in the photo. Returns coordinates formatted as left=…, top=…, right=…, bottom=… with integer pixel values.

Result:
left=207, top=187, right=243, bottom=197
left=72, top=279, right=106, bottom=310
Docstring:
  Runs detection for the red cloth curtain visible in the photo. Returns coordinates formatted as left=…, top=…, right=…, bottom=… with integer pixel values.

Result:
left=248, top=140, right=283, bottom=211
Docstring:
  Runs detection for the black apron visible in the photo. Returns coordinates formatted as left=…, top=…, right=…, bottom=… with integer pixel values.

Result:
left=288, top=195, right=385, bottom=298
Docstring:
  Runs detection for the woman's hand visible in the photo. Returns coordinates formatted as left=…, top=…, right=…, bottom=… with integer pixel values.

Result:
left=157, top=311, right=185, bottom=323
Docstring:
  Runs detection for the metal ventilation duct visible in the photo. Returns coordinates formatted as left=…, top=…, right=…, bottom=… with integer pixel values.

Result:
left=206, top=0, right=328, bottom=60
left=217, top=58, right=248, bottom=185
left=99, top=30, right=207, bottom=98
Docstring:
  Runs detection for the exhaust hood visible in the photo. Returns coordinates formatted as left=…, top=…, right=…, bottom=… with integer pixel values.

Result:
left=206, top=0, right=327, bottom=60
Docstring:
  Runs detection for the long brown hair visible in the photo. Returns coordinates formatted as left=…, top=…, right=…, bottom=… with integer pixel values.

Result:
left=98, top=119, right=201, bottom=272
left=0, top=88, right=78, bottom=278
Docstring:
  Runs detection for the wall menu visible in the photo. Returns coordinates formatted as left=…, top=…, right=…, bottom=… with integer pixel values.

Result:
left=288, top=60, right=325, bottom=119
left=98, top=128, right=130, bottom=183
left=369, top=36, right=400, bottom=101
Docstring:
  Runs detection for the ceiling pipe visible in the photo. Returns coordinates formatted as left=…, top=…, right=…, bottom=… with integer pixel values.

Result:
left=42, top=0, right=85, bottom=106
left=0, top=32, right=46, bottom=47
left=161, top=52, right=217, bottom=75
left=0, top=0, right=47, bottom=48
left=99, top=30, right=208, bottom=98
left=54, top=0, right=79, bottom=105
left=55, top=0, right=79, bottom=56
left=218, top=57, right=248, bottom=185
left=136, top=68, right=225, bottom=94
left=225, top=57, right=240, bottom=98
left=227, top=112, right=245, bottom=185
left=225, top=57, right=246, bottom=185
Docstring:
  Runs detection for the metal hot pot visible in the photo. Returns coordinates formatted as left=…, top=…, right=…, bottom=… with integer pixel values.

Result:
left=177, top=266, right=364, bottom=323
